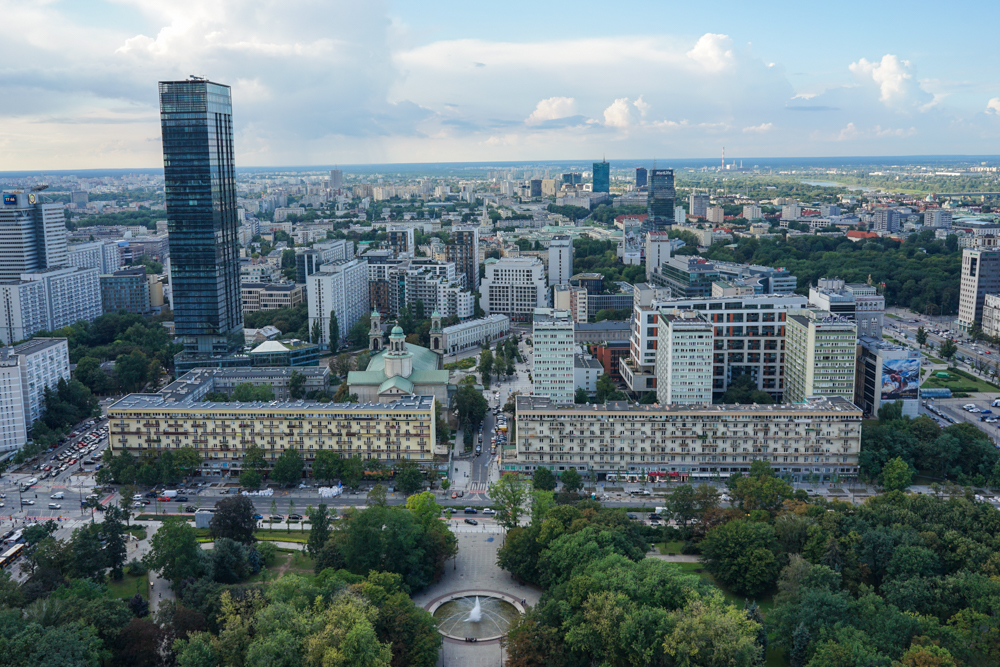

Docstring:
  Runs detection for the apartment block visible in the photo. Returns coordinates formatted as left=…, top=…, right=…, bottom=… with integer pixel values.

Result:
left=548, top=235, right=573, bottom=287
left=307, top=259, right=370, bottom=347
left=532, top=308, right=575, bottom=405
left=688, top=193, right=710, bottom=218
left=784, top=309, right=857, bottom=403
left=445, top=226, right=479, bottom=293
left=480, top=257, right=547, bottom=322
left=508, top=394, right=862, bottom=483
left=21, top=266, right=102, bottom=331
left=0, top=349, right=27, bottom=452
left=655, top=310, right=713, bottom=405
left=553, top=284, right=588, bottom=323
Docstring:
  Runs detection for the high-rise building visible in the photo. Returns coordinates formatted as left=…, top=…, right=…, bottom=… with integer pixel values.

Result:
left=100, top=267, right=151, bottom=315
left=21, top=266, right=101, bottom=332
left=784, top=309, right=857, bottom=403
left=743, top=204, right=763, bottom=220
left=387, top=226, right=415, bottom=255
left=646, top=169, right=676, bottom=231
left=706, top=206, right=726, bottom=224
left=532, top=308, right=575, bottom=405
left=548, top=235, right=573, bottom=287
left=445, top=226, right=479, bottom=292
left=870, top=208, right=900, bottom=233
left=0, top=192, right=68, bottom=282
left=924, top=209, right=952, bottom=229
left=592, top=161, right=610, bottom=193
left=688, top=193, right=710, bottom=219
left=552, top=284, right=588, bottom=323
left=159, top=78, right=244, bottom=366
left=330, top=169, right=343, bottom=190
left=561, top=173, right=582, bottom=185
left=480, top=258, right=548, bottom=322
left=635, top=167, right=648, bottom=189
left=855, top=336, right=920, bottom=418
left=307, top=259, right=370, bottom=348
left=645, top=232, right=673, bottom=283
left=655, top=309, right=714, bottom=405
left=0, top=348, right=27, bottom=453
left=529, top=179, right=543, bottom=198
left=958, top=248, right=1000, bottom=331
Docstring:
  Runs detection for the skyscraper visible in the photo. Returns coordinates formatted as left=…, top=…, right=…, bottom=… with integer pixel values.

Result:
left=635, top=167, right=647, bottom=189
left=592, top=160, right=610, bottom=193
left=159, top=78, right=245, bottom=370
left=646, top=168, right=676, bottom=231
left=0, top=192, right=67, bottom=282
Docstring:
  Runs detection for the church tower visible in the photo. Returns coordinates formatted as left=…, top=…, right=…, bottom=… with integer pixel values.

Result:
left=369, top=310, right=383, bottom=352
left=429, top=310, right=444, bottom=355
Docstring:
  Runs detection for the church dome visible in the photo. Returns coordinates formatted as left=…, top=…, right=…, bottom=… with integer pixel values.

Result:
left=391, top=325, right=404, bottom=336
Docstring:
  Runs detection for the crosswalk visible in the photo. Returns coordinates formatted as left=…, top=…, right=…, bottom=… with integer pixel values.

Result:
left=466, top=482, right=489, bottom=492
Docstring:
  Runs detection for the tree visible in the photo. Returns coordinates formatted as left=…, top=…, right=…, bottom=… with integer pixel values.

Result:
left=367, top=483, right=388, bottom=507
left=288, top=371, right=306, bottom=399
left=394, top=461, right=424, bottom=496
left=329, top=311, right=340, bottom=353
left=915, top=326, right=927, bottom=348
left=144, top=517, right=202, bottom=585
left=239, top=468, right=263, bottom=491
left=115, top=350, right=150, bottom=393
left=574, top=387, right=589, bottom=404
left=311, top=320, right=322, bottom=345
left=313, top=450, right=342, bottom=484
left=454, top=384, right=488, bottom=430
left=790, top=622, right=810, bottom=667
left=730, top=464, right=793, bottom=514
left=489, top=474, right=531, bottom=531
left=341, top=456, right=364, bottom=488
left=210, top=496, right=257, bottom=544
left=666, top=484, right=700, bottom=529
left=479, top=349, right=493, bottom=387
left=595, top=373, right=617, bottom=402
left=243, top=445, right=267, bottom=473
left=271, top=448, right=304, bottom=486
left=101, top=504, right=129, bottom=580
left=533, top=467, right=556, bottom=492
left=879, top=456, right=913, bottom=492
left=701, top=519, right=781, bottom=597
left=662, top=593, right=765, bottom=667
left=940, top=339, right=958, bottom=361
left=307, top=504, right=331, bottom=558
left=355, top=350, right=370, bottom=372
left=119, top=485, right=137, bottom=525
left=560, top=468, right=583, bottom=494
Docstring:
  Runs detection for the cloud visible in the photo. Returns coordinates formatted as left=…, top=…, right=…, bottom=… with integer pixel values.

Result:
left=603, top=97, right=651, bottom=128
left=988, top=98, right=1000, bottom=115
left=686, top=33, right=734, bottom=72
left=742, top=123, right=773, bottom=133
left=526, top=97, right=576, bottom=125
left=828, top=122, right=917, bottom=141
left=848, top=54, right=930, bottom=108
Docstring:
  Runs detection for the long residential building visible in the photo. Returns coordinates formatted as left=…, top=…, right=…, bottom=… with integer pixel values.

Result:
left=508, top=394, right=862, bottom=483
left=440, top=314, right=510, bottom=355
left=0, top=338, right=70, bottom=451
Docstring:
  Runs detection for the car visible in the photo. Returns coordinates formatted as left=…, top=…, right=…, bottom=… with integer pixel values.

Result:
left=144, top=491, right=157, bottom=498
left=23, top=500, right=34, bottom=505
left=464, top=518, right=478, bottom=525
left=648, top=513, right=661, bottom=520
left=132, top=501, right=145, bottom=508
left=184, top=505, right=198, bottom=512
left=174, top=496, right=189, bottom=502
left=482, top=508, right=495, bottom=515
left=451, top=492, right=458, bottom=499
left=48, top=503, right=61, bottom=510
left=443, top=507, right=457, bottom=514
left=464, top=507, right=477, bottom=514
left=50, top=492, right=64, bottom=500
left=252, top=514, right=263, bottom=520
left=287, top=514, right=303, bottom=521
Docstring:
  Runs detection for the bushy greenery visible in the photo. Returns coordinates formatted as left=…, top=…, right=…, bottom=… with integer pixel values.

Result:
left=243, top=302, right=309, bottom=339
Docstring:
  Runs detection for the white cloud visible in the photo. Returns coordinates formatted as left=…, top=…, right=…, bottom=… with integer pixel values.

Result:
left=686, top=33, right=734, bottom=72
left=603, top=98, right=633, bottom=128
left=837, top=123, right=862, bottom=141
left=526, top=97, right=577, bottom=125
left=987, top=98, right=1000, bottom=115
left=828, top=122, right=916, bottom=141
left=848, top=54, right=926, bottom=107
left=633, top=95, right=651, bottom=117
left=743, top=123, right=773, bottom=133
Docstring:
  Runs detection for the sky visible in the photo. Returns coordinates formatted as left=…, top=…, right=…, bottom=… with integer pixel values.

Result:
left=2, top=0, right=1000, bottom=170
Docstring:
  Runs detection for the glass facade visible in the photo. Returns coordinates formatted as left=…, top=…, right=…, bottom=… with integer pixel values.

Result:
left=592, top=161, right=610, bottom=193
left=646, top=168, right=676, bottom=231
left=159, top=79, right=243, bottom=357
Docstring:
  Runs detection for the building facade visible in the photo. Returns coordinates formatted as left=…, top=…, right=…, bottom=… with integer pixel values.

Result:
left=0, top=349, right=27, bottom=453
left=655, top=310, right=713, bottom=405
left=784, top=309, right=857, bottom=403
left=480, top=258, right=547, bottom=322
left=645, top=169, right=676, bottom=232
left=241, top=282, right=304, bottom=314
left=22, top=266, right=102, bottom=332
left=100, top=267, right=151, bottom=314
left=592, top=161, right=610, bottom=193
left=445, top=226, right=479, bottom=293
left=440, top=314, right=510, bottom=355
left=575, top=354, right=603, bottom=394
left=532, top=308, right=575, bottom=404
left=855, top=336, right=920, bottom=418
left=307, top=259, right=370, bottom=347
left=0, top=192, right=67, bottom=282
left=548, top=235, right=573, bottom=287
left=808, top=278, right=885, bottom=340
left=688, top=193, right=709, bottom=219
left=958, top=248, right=1000, bottom=331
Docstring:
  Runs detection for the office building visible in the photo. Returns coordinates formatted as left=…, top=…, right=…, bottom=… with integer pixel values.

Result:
left=295, top=250, right=321, bottom=284
left=591, top=339, right=630, bottom=382
left=548, top=235, right=573, bottom=287
left=508, top=394, right=862, bottom=483
left=480, top=258, right=548, bottom=322
left=241, top=282, right=304, bottom=314
left=562, top=173, right=582, bottom=185
left=659, top=256, right=720, bottom=298
left=440, top=314, right=510, bottom=355
left=575, top=354, right=603, bottom=394
left=688, top=193, right=710, bottom=219
left=784, top=309, right=857, bottom=403
left=855, top=337, right=919, bottom=418
left=870, top=208, right=901, bottom=233
left=635, top=167, right=648, bottom=189
left=248, top=339, right=321, bottom=367
left=529, top=179, right=543, bottom=198
left=655, top=310, right=714, bottom=405
left=781, top=203, right=801, bottom=220
left=159, top=77, right=244, bottom=368
left=445, top=226, right=479, bottom=292
left=532, top=308, right=575, bottom=405
left=592, top=161, right=610, bottom=193
left=645, top=231, right=673, bottom=283
left=808, top=278, right=885, bottom=340
left=646, top=169, right=676, bottom=231
left=100, top=267, right=151, bottom=314
left=981, top=293, right=1000, bottom=338
left=0, top=192, right=68, bottom=283
left=924, top=209, right=952, bottom=229
left=71, top=191, right=89, bottom=208
left=958, top=248, right=1000, bottom=331
left=712, top=261, right=798, bottom=295
left=307, top=259, right=370, bottom=348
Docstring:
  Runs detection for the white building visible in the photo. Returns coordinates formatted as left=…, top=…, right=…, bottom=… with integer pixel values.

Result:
left=706, top=206, right=726, bottom=225
left=743, top=204, right=762, bottom=219
left=20, top=266, right=101, bottom=332
left=553, top=284, right=589, bottom=324
left=240, top=262, right=281, bottom=284
left=307, top=259, right=370, bottom=346
left=645, top=231, right=673, bottom=283
left=781, top=202, right=801, bottom=220
left=441, top=314, right=511, bottom=355
left=688, top=193, right=709, bottom=218
left=574, top=354, right=603, bottom=395
left=13, top=338, right=70, bottom=425
left=0, top=281, right=48, bottom=344
left=548, top=235, right=573, bottom=287
left=655, top=310, right=714, bottom=405
left=958, top=248, right=1000, bottom=331
left=808, top=278, right=885, bottom=340
left=924, top=209, right=952, bottom=229
left=480, top=257, right=548, bottom=322
left=532, top=308, right=575, bottom=404
left=0, top=349, right=27, bottom=453
left=784, top=309, right=858, bottom=404
left=102, top=242, right=123, bottom=274
left=0, top=193, right=67, bottom=282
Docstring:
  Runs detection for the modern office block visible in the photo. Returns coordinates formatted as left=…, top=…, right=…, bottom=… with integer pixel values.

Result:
left=646, top=169, right=676, bottom=231
left=100, top=267, right=151, bottom=314
left=958, top=248, right=1000, bottom=331
left=240, top=282, right=304, bottom=314
left=635, top=167, right=648, bottom=189
left=855, top=336, right=919, bottom=418
left=480, top=258, right=547, bottom=322
left=592, top=160, right=610, bottom=193
left=0, top=192, right=67, bottom=282
left=808, top=278, right=885, bottom=340
left=688, top=193, right=710, bottom=219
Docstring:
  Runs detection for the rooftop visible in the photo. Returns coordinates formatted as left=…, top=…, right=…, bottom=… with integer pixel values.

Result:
left=13, top=337, right=68, bottom=356
left=574, top=354, right=604, bottom=370
left=109, top=393, right=435, bottom=414
left=156, top=367, right=329, bottom=403
left=574, top=321, right=631, bottom=331
left=515, top=394, right=861, bottom=415
left=442, top=314, right=509, bottom=335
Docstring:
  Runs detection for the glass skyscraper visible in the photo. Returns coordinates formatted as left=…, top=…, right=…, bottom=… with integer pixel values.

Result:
left=159, top=78, right=246, bottom=370
left=645, top=168, right=676, bottom=231
left=592, top=160, right=610, bottom=193
left=635, top=167, right=647, bottom=189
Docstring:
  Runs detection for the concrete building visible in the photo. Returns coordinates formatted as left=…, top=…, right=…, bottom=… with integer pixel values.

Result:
left=0, top=280, right=49, bottom=344
left=781, top=203, right=801, bottom=220
left=387, top=227, right=416, bottom=255
left=855, top=337, right=920, bottom=418
left=100, top=267, right=151, bottom=314
left=688, top=193, right=710, bottom=219
left=307, top=259, right=370, bottom=348
left=659, top=256, right=719, bottom=298
left=548, top=235, right=573, bottom=287
left=706, top=206, right=726, bottom=225
left=241, top=282, right=304, bottom=314
left=784, top=309, right=857, bottom=403
left=21, top=266, right=102, bottom=332
left=507, top=394, right=862, bottom=482
left=0, top=348, right=27, bottom=452
left=743, top=204, right=762, bottom=219
left=0, top=192, right=67, bottom=282
left=553, top=284, right=588, bottom=323
left=440, top=314, right=510, bottom=355
left=591, top=340, right=630, bottom=382
left=645, top=231, right=673, bottom=283
left=575, top=354, right=603, bottom=394
left=982, top=293, right=1000, bottom=338
left=808, top=278, right=885, bottom=340
left=445, top=226, right=479, bottom=293
left=532, top=308, right=575, bottom=405
left=870, top=208, right=901, bottom=233
left=574, top=321, right=632, bottom=345
left=655, top=310, right=713, bottom=405
left=924, top=209, right=953, bottom=229
left=248, top=339, right=321, bottom=367
left=958, top=248, right=1000, bottom=331
left=11, top=337, right=70, bottom=428
left=480, top=258, right=547, bottom=322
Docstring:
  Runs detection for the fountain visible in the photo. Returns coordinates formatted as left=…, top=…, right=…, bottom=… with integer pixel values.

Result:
left=467, top=596, right=482, bottom=622
left=433, top=595, right=520, bottom=641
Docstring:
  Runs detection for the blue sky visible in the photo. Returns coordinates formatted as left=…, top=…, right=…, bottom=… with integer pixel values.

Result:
left=1, top=0, right=999, bottom=169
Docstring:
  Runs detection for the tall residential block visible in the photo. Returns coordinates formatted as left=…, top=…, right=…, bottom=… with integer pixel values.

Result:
left=0, top=348, right=27, bottom=452
left=329, top=169, right=343, bottom=190
left=592, top=160, right=610, bottom=193
left=924, top=209, right=952, bottom=228
left=548, top=235, right=573, bottom=287
left=532, top=308, right=575, bottom=405
left=0, top=192, right=67, bottom=282
left=553, top=284, right=589, bottom=323
left=307, top=259, right=370, bottom=347
left=784, top=309, right=857, bottom=403
left=655, top=309, right=713, bottom=405
left=0, top=338, right=70, bottom=452
left=688, top=193, right=710, bottom=219
left=21, top=266, right=101, bottom=332
left=645, top=231, right=673, bottom=283
left=159, top=78, right=244, bottom=366
left=646, top=169, right=676, bottom=231
left=480, top=257, right=547, bottom=322
left=958, top=248, right=1000, bottom=331
left=445, top=226, right=479, bottom=292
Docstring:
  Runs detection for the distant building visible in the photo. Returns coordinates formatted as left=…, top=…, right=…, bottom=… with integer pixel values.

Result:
left=808, top=278, right=885, bottom=340
left=307, top=259, right=370, bottom=348
left=553, top=284, right=588, bottom=323
left=591, top=339, right=630, bottom=382
left=575, top=354, right=603, bottom=394
left=646, top=169, right=676, bottom=231
left=659, top=256, right=719, bottom=298
left=100, top=267, right=151, bottom=314
left=480, top=257, right=547, bottom=322
left=548, top=235, right=573, bottom=287
left=688, top=193, right=710, bottom=219
left=784, top=309, right=857, bottom=403
left=387, top=226, right=416, bottom=255
left=855, top=337, right=920, bottom=418
left=743, top=204, right=762, bottom=219
left=656, top=309, right=713, bottom=405
left=13, top=337, right=70, bottom=426
left=575, top=321, right=632, bottom=345
left=706, top=206, right=726, bottom=224
left=635, top=167, right=648, bottom=189
left=592, top=161, right=610, bottom=193
left=870, top=208, right=901, bottom=233
left=445, top=226, right=480, bottom=293
left=532, top=308, right=575, bottom=404
left=0, top=192, right=68, bottom=282
left=924, top=209, right=952, bottom=229
left=440, top=314, right=510, bottom=355
left=645, top=232, right=673, bottom=283
left=21, top=266, right=102, bottom=332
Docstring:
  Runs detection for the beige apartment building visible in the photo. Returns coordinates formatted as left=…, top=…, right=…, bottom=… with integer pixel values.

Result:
left=505, top=394, right=861, bottom=483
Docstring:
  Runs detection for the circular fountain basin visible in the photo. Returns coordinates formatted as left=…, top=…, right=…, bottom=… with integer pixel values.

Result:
left=431, top=593, right=522, bottom=641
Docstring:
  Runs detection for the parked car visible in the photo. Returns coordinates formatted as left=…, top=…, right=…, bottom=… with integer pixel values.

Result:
left=287, top=514, right=303, bottom=521
left=451, top=492, right=458, bottom=499
left=464, top=507, right=477, bottom=514
left=464, top=518, right=478, bottom=526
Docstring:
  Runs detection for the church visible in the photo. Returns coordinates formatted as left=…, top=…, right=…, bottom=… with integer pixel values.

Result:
left=346, top=310, right=451, bottom=404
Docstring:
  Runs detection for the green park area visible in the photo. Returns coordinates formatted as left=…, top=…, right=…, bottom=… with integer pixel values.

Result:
left=921, top=367, right=999, bottom=393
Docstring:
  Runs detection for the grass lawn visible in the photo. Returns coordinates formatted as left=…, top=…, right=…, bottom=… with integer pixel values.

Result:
left=924, top=355, right=946, bottom=365
left=125, top=526, right=147, bottom=540
left=653, top=540, right=684, bottom=555
left=106, top=572, right=147, bottom=600
left=921, top=373, right=998, bottom=393
left=193, top=527, right=312, bottom=544
left=248, top=549, right=314, bottom=583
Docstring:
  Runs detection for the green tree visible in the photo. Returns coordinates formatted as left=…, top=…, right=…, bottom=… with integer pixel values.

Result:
left=307, top=504, right=331, bottom=558
left=341, top=456, right=364, bottom=488
left=560, top=468, right=583, bottom=494
left=311, top=320, right=322, bottom=345
left=329, top=311, right=340, bottom=353
left=271, top=448, right=304, bottom=486
left=666, top=484, right=699, bottom=529
left=313, top=450, right=342, bottom=484
left=915, top=326, right=927, bottom=348
left=101, top=504, right=129, bottom=580
left=879, top=456, right=913, bottom=492
left=662, top=593, right=765, bottom=667
left=367, top=483, right=389, bottom=507
left=940, top=338, right=958, bottom=360
left=701, top=519, right=781, bottom=597
left=210, top=495, right=258, bottom=544
left=143, top=517, right=202, bottom=585
left=595, top=373, right=617, bottom=402
left=455, top=384, right=488, bottom=429
left=574, top=387, right=589, bottom=404
left=239, top=468, right=263, bottom=490
left=730, top=463, right=793, bottom=514
left=489, top=474, right=531, bottom=531
left=394, top=460, right=424, bottom=496
left=115, top=349, right=150, bottom=393
left=288, top=371, right=306, bottom=399
left=479, top=349, right=493, bottom=388
left=118, top=485, right=137, bottom=525
left=533, top=467, right=556, bottom=492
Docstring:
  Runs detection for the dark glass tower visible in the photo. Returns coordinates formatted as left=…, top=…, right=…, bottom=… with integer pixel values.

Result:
left=159, top=78, right=246, bottom=370
left=592, top=160, right=610, bottom=193
left=645, top=168, right=676, bottom=232
left=635, top=167, right=647, bottom=189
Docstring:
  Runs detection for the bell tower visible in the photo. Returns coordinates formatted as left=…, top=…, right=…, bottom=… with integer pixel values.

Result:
left=430, top=310, right=444, bottom=355
left=369, top=310, right=383, bottom=352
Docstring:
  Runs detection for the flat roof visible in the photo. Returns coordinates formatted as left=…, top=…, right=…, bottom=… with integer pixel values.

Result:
left=157, top=367, right=329, bottom=403
left=109, top=393, right=435, bottom=414
left=574, top=355, right=603, bottom=369
left=516, top=393, right=861, bottom=415
left=442, top=314, right=509, bottom=334
left=13, top=337, right=67, bottom=355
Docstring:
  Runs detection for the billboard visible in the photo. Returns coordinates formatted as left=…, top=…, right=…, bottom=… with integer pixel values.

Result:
left=881, top=355, right=920, bottom=401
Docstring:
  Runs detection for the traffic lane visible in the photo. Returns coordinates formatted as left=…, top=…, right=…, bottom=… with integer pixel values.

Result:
left=929, top=400, right=1000, bottom=442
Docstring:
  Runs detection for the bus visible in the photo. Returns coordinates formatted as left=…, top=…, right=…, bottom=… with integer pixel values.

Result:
left=0, top=543, right=25, bottom=569
left=2, top=530, right=22, bottom=546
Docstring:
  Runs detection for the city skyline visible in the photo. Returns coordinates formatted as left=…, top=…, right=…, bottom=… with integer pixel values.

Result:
left=3, top=0, right=1000, bottom=170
